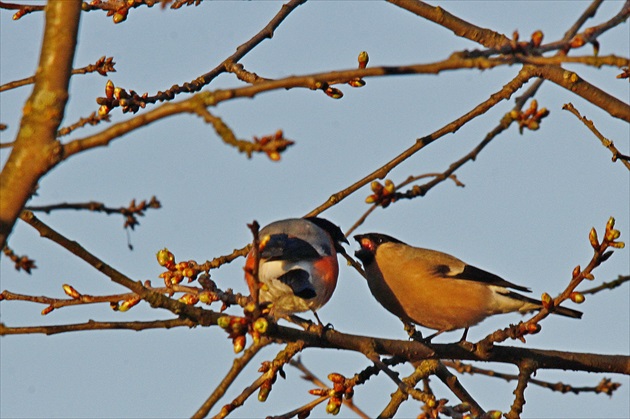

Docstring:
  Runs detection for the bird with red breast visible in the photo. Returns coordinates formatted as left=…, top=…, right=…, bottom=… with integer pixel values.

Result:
left=245, top=217, right=347, bottom=321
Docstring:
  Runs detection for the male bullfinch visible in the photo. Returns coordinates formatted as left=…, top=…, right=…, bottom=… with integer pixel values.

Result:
left=354, top=233, right=582, bottom=339
left=245, top=217, right=347, bottom=318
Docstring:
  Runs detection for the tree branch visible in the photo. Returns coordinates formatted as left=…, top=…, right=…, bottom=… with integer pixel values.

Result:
left=0, top=1, right=82, bottom=248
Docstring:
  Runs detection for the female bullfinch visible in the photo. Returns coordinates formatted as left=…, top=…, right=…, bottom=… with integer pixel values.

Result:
left=245, top=217, right=347, bottom=317
left=354, top=233, right=582, bottom=339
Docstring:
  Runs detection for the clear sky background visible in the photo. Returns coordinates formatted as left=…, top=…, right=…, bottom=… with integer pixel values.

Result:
left=1, top=1, right=629, bottom=418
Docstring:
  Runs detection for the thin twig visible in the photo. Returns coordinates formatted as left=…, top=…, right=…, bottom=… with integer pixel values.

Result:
left=306, top=66, right=535, bottom=218
left=192, top=339, right=270, bottom=419
left=434, top=362, right=485, bottom=417
left=289, top=358, right=371, bottom=419
left=0, top=318, right=194, bottom=336
left=563, top=103, right=630, bottom=170
left=443, top=360, right=622, bottom=395
left=506, top=359, right=537, bottom=419
left=0, top=56, right=116, bottom=92
left=580, top=275, right=630, bottom=295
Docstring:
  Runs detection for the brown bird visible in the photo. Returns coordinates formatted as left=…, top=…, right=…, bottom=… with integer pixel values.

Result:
left=354, top=233, right=582, bottom=340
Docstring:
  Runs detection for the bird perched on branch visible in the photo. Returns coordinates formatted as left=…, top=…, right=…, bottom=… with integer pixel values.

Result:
left=354, top=233, right=582, bottom=340
left=245, top=217, right=347, bottom=319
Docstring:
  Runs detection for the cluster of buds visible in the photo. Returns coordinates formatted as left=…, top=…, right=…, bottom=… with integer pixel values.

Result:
left=595, top=378, right=622, bottom=396
left=308, top=373, right=354, bottom=416
left=252, top=130, right=295, bottom=161
left=83, top=0, right=133, bottom=23
left=508, top=30, right=545, bottom=53
left=418, top=398, right=445, bottom=419
left=218, top=315, right=248, bottom=353
left=218, top=313, right=268, bottom=354
left=365, top=179, right=397, bottom=208
left=508, top=99, right=549, bottom=133
left=348, top=51, right=369, bottom=88
left=2, top=246, right=36, bottom=274
left=97, top=80, right=148, bottom=116
left=586, top=217, right=625, bottom=257
left=156, top=248, right=201, bottom=286
left=257, top=360, right=284, bottom=402
left=86, top=56, right=116, bottom=77
left=122, top=196, right=161, bottom=230
left=11, top=4, right=42, bottom=21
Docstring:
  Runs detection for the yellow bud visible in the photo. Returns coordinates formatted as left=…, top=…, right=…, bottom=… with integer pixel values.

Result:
left=584, top=272, right=595, bottom=280
left=98, top=105, right=110, bottom=116
left=531, top=30, right=543, bottom=47
left=198, top=291, right=214, bottom=304
left=328, top=373, right=344, bottom=383
left=384, top=179, right=395, bottom=193
left=606, top=216, right=616, bottom=231
left=326, top=398, right=341, bottom=415
left=365, top=195, right=377, bottom=204
left=258, top=380, right=273, bottom=401
left=358, top=51, right=369, bottom=68
left=485, top=411, right=503, bottom=419
left=113, top=10, right=127, bottom=24
left=527, top=323, right=541, bottom=334
left=610, top=241, right=625, bottom=249
left=105, top=80, right=115, bottom=99
left=119, top=296, right=141, bottom=312
left=541, top=292, right=553, bottom=309
left=370, top=181, right=383, bottom=193
left=233, top=335, right=246, bottom=353
left=324, top=87, right=343, bottom=99
left=62, top=284, right=81, bottom=299
left=267, top=151, right=281, bottom=161
left=178, top=293, right=199, bottom=305
left=253, top=318, right=268, bottom=334
left=348, top=79, right=366, bottom=88
left=217, top=316, right=231, bottom=329
left=570, top=292, right=585, bottom=304
left=589, top=227, right=599, bottom=249
left=41, top=305, right=54, bottom=315
left=572, top=265, right=581, bottom=279
left=509, top=110, right=520, bottom=120
left=156, top=248, right=174, bottom=268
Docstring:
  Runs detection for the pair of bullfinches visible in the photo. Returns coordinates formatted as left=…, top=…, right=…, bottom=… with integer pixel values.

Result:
left=244, top=217, right=581, bottom=340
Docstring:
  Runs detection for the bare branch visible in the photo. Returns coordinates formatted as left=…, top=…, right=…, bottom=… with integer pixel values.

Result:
left=0, top=56, right=116, bottom=93
left=192, top=339, right=270, bottom=419
left=0, top=318, right=194, bottom=336
left=563, top=102, right=630, bottom=170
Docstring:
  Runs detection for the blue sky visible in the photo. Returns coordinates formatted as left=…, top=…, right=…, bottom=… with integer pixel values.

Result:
left=1, top=1, right=629, bottom=418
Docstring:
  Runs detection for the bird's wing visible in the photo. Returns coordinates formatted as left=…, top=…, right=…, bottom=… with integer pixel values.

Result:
left=261, top=234, right=321, bottom=261
left=277, top=269, right=317, bottom=299
left=438, top=263, right=531, bottom=292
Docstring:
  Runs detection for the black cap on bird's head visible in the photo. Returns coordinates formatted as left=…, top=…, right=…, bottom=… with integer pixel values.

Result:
left=305, top=217, right=349, bottom=252
left=354, top=233, right=404, bottom=263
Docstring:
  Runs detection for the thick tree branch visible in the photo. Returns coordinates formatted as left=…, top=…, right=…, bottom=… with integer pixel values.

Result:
left=0, top=1, right=82, bottom=249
